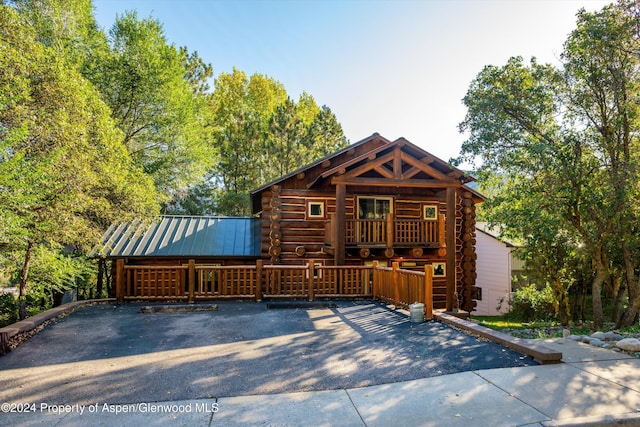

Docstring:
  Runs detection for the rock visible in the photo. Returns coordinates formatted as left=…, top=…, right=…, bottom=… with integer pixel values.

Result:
left=591, top=331, right=606, bottom=340
left=604, top=332, right=624, bottom=341
left=580, top=336, right=592, bottom=344
left=589, top=338, right=604, bottom=347
left=616, top=338, right=640, bottom=352
left=567, top=335, right=582, bottom=341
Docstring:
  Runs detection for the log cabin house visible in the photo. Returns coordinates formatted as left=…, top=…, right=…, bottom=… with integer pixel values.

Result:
left=98, top=133, right=483, bottom=312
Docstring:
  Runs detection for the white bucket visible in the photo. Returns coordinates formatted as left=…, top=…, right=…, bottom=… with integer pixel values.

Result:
left=409, top=302, right=425, bottom=323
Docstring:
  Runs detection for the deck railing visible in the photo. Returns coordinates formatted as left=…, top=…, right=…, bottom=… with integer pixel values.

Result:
left=115, top=259, right=433, bottom=318
left=326, top=214, right=446, bottom=247
left=373, top=262, right=433, bottom=319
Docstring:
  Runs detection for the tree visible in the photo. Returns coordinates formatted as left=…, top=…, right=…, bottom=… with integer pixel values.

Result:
left=458, top=1, right=640, bottom=328
left=562, top=1, right=640, bottom=327
left=0, top=5, right=158, bottom=318
left=208, top=68, right=287, bottom=215
left=306, top=105, right=349, bottom=159
left=265, top=97, right=307, bottom=178
left=93, top=11, right=214, bottom=201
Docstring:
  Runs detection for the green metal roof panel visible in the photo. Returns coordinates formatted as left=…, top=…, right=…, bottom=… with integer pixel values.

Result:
left=94, top=216, right=261, bottom=258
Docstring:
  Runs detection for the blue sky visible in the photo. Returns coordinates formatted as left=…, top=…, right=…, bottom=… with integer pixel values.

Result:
left=93, top=0, right=611, bottom=163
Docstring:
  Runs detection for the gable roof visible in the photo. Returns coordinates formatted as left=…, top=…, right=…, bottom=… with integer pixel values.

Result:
left=476, top=222, right=521, bottom=248
left=94, top=216, right=261, bottom=258
left=250, top=133, right=483, bottom=206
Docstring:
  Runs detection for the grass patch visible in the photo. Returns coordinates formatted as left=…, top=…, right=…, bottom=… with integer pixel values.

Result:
left=471, top=316, right=558, bottom=331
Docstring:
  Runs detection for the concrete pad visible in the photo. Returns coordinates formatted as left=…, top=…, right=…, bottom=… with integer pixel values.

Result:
left=346, top=371, right=548, bottom=427
left=0, top=410, right=65, bottom=427
left=574, top=359, right=640, bottom=393
left=56, top=401, right=214, bottom=427
left=212, top=390, right=364, bottom=426
left=0, top=400, right=215, bottom=427
left=532, top=338, right=634, bottom=363
left=477, top=364, right=640, bottom=420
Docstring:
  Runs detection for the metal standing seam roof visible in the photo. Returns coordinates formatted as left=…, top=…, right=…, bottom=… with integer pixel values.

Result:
left=94, top=216, right=262, bottom=258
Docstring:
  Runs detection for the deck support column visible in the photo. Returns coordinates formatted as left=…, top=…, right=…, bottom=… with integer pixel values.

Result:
left=334, top=183, right=346, bottom=265
left=424, top=264, right=433, bottom=320
left=446, top=186, right=456, bottom=311
left=255, top=260, right=263, bottom=301
left=115, top=258, right=125, bottom=304
left=188, top=259, right=196, bottom=303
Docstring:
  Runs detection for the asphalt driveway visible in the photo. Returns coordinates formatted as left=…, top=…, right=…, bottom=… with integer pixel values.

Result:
left=0, top=301, right=536, bottom=406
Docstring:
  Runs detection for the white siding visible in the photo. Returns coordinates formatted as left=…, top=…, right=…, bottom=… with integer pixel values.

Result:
left=474, top=229, right=512, bottom=316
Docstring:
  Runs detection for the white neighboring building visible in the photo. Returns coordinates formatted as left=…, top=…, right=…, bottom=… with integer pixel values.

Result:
left=474, top=222, right=516, bottom=316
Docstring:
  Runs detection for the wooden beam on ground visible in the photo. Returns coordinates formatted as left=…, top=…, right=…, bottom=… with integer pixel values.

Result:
left=434, top=311, right=563, bottom=364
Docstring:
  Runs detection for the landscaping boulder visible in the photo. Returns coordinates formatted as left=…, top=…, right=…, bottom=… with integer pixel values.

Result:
left=616, top=338, right=640, bottom=352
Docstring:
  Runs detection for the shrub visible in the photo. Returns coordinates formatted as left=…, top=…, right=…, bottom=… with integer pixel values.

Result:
left=0, top=292, right=18, bottom=327
left=506, top=284, right=556, bottom=322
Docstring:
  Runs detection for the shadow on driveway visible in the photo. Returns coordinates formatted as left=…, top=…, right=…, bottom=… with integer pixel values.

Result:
left=0, top=301, right=536, bottom=405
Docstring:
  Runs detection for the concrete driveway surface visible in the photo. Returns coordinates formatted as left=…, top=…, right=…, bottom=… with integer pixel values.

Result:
left=0, top=301, right=536, bottom=406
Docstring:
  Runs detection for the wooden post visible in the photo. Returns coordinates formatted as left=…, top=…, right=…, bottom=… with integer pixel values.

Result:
left=446, top=187, right=456, bottom=311
left=188, top=259, right=195, bottom=303
left=392, top=261, right=400, bottom=306
left=335, top=184, right=346, bottom=265
left=255, top=260, right=263, bottom=301
left=386, top=214, right=394, bottom=248
left=115, top=258, right=125, bottom=304
left=308, top=260, right=315, bottom=301
left=438, top=213, right=446, bottom=247
left=372, top=260, right=379, bottom=299
left=424, top=264, right=433, bottom=320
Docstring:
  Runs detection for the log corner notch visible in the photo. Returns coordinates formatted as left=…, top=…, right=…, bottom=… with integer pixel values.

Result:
left=269, top=185, right=282, bottom=264
left=460, top=191, right=477, bottom=312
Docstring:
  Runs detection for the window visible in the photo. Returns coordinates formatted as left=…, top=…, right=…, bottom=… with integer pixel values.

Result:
left=306, top=200, right=325, bottom=219
left=432, top=262, right=446, bottom=277
left=358, top=197, right=392, bottom=219
left=423, top=204, right=438, bottom=220
left=305, top=261, right=323, bottom=279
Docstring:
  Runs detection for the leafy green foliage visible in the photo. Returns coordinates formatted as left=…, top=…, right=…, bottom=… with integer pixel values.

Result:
left=0, top=4, right=158, bottom=318
left=93, top=11, right=215, bottom=200
left=0, top=293, right=19, bottom=328
left=459, top=1, right=640, bottom=328
left=1, top=0, right=348, bottom=318
left=503, top=284, right=556, bottom=323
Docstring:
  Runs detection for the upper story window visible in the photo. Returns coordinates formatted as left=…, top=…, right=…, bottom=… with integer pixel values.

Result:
left=306, top=200, right=325, bottom=219
left=358, top=197, right=392, bottom=219
left=423, top=204, right=438, bottom=220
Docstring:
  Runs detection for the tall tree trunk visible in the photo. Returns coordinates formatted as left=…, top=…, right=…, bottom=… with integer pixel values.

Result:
left=591, top=247, right=607, bottom=329
left=610, top=275, right=624, bottom=323
left=551, top=279, right=570, bottom=326
left=617, top=242, right=640, bottom=327
left=18, top=240, right=35, bottom=320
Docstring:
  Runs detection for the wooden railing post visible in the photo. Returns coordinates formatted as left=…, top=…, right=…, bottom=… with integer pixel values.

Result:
left=255, top=260, right=263, bottom=301
left=392, top=261, right=400, bottom=305
left=424, top=264, right=433, bottom=320
left=308, top=260, right=315, bottom=301
left=115, top=258, right=125, bottom=304
left=386, top=214, right=394, bottom=247
left=372, top=260, right=379, bottom=299
left=188, top=259, right=195, bottom=303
